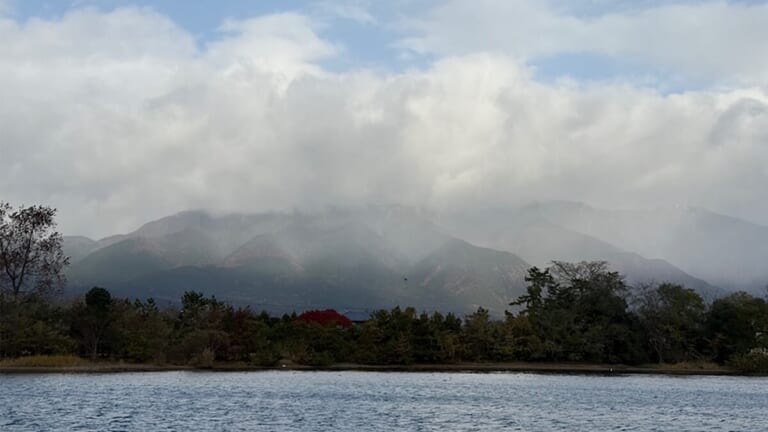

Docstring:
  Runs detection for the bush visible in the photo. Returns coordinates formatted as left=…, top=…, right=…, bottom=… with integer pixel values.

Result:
left=729, top=348, right=768, bottom=374
left=248, top=350, right=280, bottom=367
left=192, top=348, right=216, bottom=368
left=307, top=351, right=334, bottom=367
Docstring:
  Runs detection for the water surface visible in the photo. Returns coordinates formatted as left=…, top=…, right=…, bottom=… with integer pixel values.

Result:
left=1, top=371, right=766, bottom=431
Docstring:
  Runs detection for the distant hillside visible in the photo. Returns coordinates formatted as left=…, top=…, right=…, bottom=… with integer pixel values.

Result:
left=64, top=206, right=530, bottom=315
left=438, top=211, right=718, bottom=297
left=62, top=236, right=99, bottom=263
left=407, top=239, right=529, bottom=312
left=518, top=201, right=768, bottom=292
left=64, top=202, right=764, bottom=312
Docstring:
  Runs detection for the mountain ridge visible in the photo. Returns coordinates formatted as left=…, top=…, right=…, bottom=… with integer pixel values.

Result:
left=64, top=207, right=528, bottom=314
left=63, top=202, right=762, bottom=314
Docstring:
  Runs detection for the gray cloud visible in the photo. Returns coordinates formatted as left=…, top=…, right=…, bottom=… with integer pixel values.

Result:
left=1, top=6, right=768, bottom=238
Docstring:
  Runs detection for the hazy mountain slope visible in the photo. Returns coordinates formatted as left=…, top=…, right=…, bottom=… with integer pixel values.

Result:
left=108, top=265, right=406, bottom=314
left=407, top=239, right=529, bottom=314
left=64, top=207, right=530, bottom=314
left=222, top=234, right=303, bottom=272
left=62, top=236, right=99, bottom=263
left=65, top=202, right=760, bottom=313
left=524, top=201, right=768, bottom=291
left=110, top=223, right=403, bottom=308
left=353, top=206, right=450, bottom=264
left=439, top=209, right=717, bottom=295
left=67, top=237, right=174, bottom=285
left=67, top=228, right=222, bottom=285
left=107, top=237, right=530, bottom=315
left=70, top=210, right=293, bottom=259
left=499, top=221, right=714, bottom=294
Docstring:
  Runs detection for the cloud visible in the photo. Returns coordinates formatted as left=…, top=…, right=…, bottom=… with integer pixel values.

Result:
left=313, top=1, right=377, bottom=25
left=1, top=6, right=768, bottom=237
left=398, top=0, right=768, bottom=85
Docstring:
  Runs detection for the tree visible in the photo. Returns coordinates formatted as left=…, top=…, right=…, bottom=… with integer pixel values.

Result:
left=510, top=266, right=553, bottom=313
left=112, top=298, right=172, bottom=363
left=169, top=291, right=230, bottom=364
left=463, top=307, right=495, bottom=361
left=72, top=287, right=115, bottom=360
left=296, top=309, right=352, bottom=328
left=510, top=262, right=641, bottom=363
left=0, top=202, right=69, bottom=297
left=706, top=292, right=768, bottom=363
left=636, top=283, right=705, bottom=363
left=0, top=294, right=74, bottom=357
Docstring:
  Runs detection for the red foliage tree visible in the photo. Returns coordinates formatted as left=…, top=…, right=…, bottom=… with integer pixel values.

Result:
left=296, top=309, right=352, bottom=328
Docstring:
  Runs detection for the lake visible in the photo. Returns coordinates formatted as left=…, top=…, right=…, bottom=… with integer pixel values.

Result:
left=1, top=371, right=766, bottom=431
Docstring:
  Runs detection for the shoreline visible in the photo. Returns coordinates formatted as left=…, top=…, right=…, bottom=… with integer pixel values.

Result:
left=0, top=361, right=745, bottom=376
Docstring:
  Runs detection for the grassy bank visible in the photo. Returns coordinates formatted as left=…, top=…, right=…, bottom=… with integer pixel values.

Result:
left=0, top=355, right=187, bottom=373
left=0, top=356, right=740, bottom=376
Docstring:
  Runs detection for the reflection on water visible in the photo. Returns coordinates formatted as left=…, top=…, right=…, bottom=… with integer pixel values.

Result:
left=1, top=371, right=767, bottom=431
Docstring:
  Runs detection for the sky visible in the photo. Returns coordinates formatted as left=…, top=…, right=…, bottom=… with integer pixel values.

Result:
left=1, top=0, right=767, bottom=237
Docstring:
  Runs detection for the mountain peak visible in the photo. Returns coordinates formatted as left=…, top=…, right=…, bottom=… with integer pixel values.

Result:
left=133, top=210, right=215, bottom=238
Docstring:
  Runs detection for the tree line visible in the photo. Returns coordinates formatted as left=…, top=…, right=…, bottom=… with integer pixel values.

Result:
left=1, top=202, right=767, bottom=372
left=1, top=265, right=766, bottom=372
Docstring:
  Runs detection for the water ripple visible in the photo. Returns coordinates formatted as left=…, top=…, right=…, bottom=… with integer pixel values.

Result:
left=0, top=371, right=767, bottom=431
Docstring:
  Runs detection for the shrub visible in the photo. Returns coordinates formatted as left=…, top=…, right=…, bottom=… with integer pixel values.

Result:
left=729, top=348, right=768, bottom=374
left=192, top=348, right=216, bottom=369
left=248, top=350, right=280, bottom=367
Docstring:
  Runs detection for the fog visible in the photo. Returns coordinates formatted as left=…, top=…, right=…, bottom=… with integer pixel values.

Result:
left=2, top=4, right=768, bottom=291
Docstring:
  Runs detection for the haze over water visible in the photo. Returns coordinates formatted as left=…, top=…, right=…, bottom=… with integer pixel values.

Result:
left=2, top=371, right=766, bottom=431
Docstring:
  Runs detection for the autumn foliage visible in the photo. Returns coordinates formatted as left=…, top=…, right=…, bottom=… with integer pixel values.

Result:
left=296, top=309, right=352, bottom=328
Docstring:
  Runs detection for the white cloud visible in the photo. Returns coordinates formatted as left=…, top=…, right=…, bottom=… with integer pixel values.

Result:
left=314, top=1, right=377, bottom=25
left=1, top=6, right=768, bottom=238
left=399, top=0, right=768, bottom=85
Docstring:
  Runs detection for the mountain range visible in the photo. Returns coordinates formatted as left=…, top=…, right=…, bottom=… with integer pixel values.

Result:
left=63, top=202, right=768, bottom=315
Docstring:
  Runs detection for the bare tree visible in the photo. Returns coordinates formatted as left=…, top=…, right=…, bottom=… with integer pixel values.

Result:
left=549, top=260, right=612, bottom=284
left=0, top=202, right=69, bottom=297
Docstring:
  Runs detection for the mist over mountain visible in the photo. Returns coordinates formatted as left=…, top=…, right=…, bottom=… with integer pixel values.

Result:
left=6, top=0, right=768, bottom=319
left=61, top=202, right=766, bottom=315
left=438, top=204, right=723, bottom=298
left=512, top=201, right=768, bottom=292
left=64, top=206, right=529, bottom=314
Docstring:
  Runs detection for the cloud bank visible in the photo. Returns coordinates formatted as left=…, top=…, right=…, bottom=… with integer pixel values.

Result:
left=1, top=5, right=767, bottom=237
left=400, top=0, right=768, bottom=85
